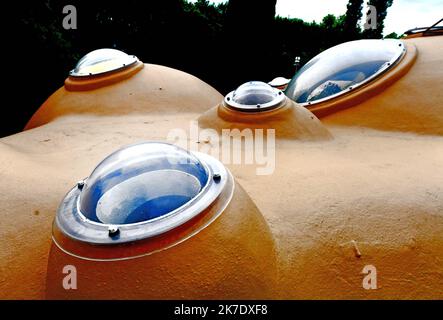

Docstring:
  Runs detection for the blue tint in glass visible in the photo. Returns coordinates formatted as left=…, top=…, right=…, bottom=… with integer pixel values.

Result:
left=79, top=143, right=208, bottom=225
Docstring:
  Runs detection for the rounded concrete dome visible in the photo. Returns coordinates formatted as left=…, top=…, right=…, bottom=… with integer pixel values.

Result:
left=25, top=48, right=222, bottom=130
left=79, top=142, right=209, bottom=225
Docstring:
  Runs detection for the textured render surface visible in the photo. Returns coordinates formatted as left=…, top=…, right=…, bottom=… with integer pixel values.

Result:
left=0, top=36, right=442, bottom=299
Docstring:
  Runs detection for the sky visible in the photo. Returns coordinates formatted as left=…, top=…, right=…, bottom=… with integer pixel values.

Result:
left=189, top=0, right=443, bottom=36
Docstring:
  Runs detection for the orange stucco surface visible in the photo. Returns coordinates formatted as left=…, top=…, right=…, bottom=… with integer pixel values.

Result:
left=0, top=36, right=442, bottom=299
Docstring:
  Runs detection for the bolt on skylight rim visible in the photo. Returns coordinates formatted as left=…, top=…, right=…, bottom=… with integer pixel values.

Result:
left=54, top=142, right=232, bottom=246
left=69, top=48, right=139, bottom=77
left=224, top=81, right=286, bottom=112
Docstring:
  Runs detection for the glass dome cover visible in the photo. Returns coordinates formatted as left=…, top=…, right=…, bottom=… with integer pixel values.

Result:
left=225, top=81, right=286, bottom=112
left=70, top=48, right=138, bottom=77
left=54, top=142, right=230, bottom=246
left=285, top=39, right=405, bottom=105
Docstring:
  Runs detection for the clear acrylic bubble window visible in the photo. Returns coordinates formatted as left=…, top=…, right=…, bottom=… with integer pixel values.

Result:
left=285, top=39, right=405, bottom=105
left=79, top=143, right=209, bottom=225
left=225, top=81, right=286, bottom=112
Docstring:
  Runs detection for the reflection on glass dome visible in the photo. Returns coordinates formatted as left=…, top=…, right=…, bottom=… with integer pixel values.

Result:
left=70, top=48, right=138, bottom=77
left=268, top=77, right=291, bottom=90
left=54, top=142, right=231, bottom=249
left=225, top=81, right=285, bottom=112
left=285, top=39, right=405, bottom=105
left=79, top=143, right=209, bottom=224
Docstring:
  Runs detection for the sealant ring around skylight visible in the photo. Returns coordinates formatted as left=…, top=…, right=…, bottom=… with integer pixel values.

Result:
left=54, top=142, right=231, bottom=247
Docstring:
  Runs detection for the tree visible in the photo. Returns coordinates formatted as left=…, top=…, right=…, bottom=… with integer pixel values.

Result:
left=343, top=0, right=364, bottom=40
left=363, top=0, right=394, bottom=38
left=223, top=0, right=278, bottom=86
